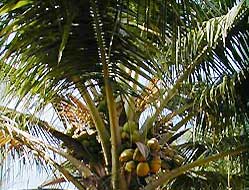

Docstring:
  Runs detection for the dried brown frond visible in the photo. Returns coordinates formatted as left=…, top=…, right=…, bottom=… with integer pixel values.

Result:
left=55, top=95, right=94, bottom=137
left=135, top=78, right=160, bottom=112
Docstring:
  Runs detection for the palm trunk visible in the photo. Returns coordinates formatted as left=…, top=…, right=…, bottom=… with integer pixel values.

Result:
left=71, top=81, right=111, bottom=167
left=89, top=0, right=127, bottom=189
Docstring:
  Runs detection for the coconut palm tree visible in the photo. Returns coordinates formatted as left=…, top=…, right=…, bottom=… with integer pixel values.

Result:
left=0, top=0, right=248, bottom=190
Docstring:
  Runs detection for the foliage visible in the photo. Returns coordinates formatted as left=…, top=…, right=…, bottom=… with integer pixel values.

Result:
left=0, top=0, right=249, bottom=190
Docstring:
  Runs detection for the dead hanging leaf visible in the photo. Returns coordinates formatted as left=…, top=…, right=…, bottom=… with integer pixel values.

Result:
left=0, top=136, right=11, bottom=146
left=136, top=142, right=149, bottom=159
left=10, top=139, right=20, bottom=147
left=41, top=177, right=66, bottom=187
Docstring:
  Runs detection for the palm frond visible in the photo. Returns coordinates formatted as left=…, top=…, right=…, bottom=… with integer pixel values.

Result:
left=168, top=171, right=247, bottom=190
left=0, top=113, right=95, bottom=189
left=0, top=0, right=159, bottom=106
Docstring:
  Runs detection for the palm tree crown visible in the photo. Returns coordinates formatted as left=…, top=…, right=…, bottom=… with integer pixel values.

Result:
left=0, top=0, right=248, bottom=189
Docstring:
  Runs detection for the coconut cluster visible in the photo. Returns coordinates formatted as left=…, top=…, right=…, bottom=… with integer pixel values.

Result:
left=119, top=121, right=162, bottom=177
left=119, top=138, right=162, bottom=177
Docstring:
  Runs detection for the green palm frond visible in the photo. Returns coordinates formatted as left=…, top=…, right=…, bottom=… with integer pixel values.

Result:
left=138, top=0, right=249, bottom=138
left=194, top=70, right=249, bottom=139
left=168, top=171, right=247, bottom=190
left=0, top=0, right=158, bottom=105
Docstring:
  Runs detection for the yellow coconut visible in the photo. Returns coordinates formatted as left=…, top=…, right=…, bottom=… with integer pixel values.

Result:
left=125, top=160, right=136, bottom=172
left=150, top=156, right=162, bottom=173
left=119, top=149, right=134, bottom=162
left=147, top=138, right=160, bottom=152
left=136, top=162, right=150, bottom=177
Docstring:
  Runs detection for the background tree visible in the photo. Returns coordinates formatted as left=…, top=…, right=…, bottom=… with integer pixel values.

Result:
left=0, top=0, right=248, bottom=189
